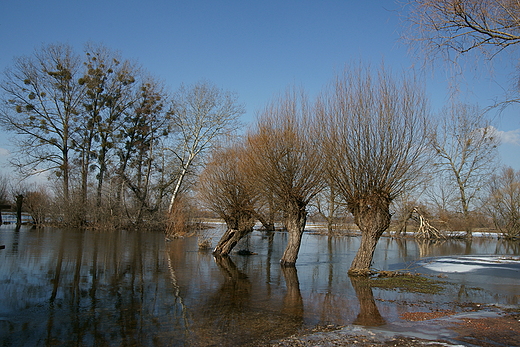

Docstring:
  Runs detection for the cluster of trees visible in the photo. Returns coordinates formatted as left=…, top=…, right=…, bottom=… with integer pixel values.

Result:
left=402, top=0, right=520, bottom=238
left=2, top=1, right=520, bottom=274
left=0, top=43, right=242, bottom=231
left=199, top=65, right=517, bottom=274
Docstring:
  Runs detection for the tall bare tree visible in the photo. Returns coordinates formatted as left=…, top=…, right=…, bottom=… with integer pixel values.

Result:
left=198, top=144, right=257, bottom=255
left=78, top=43, right=138, bottom=207
left=166, top=81, right=244, bottom=221
left=116, top=78, right=170, bottom=226
left=243, top=88, right=324, bottom=266
left=311, top=173, right=344, bottom=234
left=430, top=102, right=500, bottom=235
left=485, top=166, right=520, bottom=239
left=406, top=0, right=520, bottom=58
left=404, top=0, right=520, bottom=103
left=318, top=65, right=430, bottom=275
left=0, top=43, right=84, bottom=203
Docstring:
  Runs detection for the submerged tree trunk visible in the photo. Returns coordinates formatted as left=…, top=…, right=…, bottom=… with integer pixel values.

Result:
left=15, top=195, right=23, bottom=227
left=280, top=204, right=307, bottom=267
left=348, top=195, right=391, bottom=275
left=213, top=215, right=255, bottom=256
left=213, top=227, right=252, bottom=256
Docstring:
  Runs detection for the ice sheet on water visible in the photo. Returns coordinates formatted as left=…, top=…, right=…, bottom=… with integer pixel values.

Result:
left=419, top=255, right=520, bottom=273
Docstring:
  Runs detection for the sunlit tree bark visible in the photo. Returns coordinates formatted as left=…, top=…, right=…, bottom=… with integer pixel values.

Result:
left=166, top=81, right=243, bottom=234
left=318, top=65, right=430, bottom=275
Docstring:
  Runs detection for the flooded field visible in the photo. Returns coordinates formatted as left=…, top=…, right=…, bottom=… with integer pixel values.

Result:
left=0, top=224, right=519, bottom=346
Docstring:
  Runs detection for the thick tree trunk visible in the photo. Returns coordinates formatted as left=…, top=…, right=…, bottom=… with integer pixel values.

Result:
left=349, top=232, right=381, bottom=274
left=213, top=214, right=255, bottom=256
left=348, top=195, right=391, bottom=275
left=213, top=227, right=252, bottom=256
left=280, top=204, right=307, bottom=266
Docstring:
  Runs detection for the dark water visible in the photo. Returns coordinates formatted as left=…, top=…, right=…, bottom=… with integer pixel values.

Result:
left=0, top=224, right=519, bottom=346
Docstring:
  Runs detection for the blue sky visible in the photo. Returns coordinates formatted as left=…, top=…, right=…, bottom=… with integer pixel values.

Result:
left=1, top=0, right=519, bottom=174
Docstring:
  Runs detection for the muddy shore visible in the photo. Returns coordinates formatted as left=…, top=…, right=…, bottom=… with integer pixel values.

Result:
left=264, top=306, right=520, bottom=346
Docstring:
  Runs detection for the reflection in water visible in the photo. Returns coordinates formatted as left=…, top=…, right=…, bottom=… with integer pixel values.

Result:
left=0, top=226, right=518, bottom=346
left=350, top=276, right=385, bottom=327
left=281, top=266, right=304, bottom=322
left=0, top=228, right=180, bottom=346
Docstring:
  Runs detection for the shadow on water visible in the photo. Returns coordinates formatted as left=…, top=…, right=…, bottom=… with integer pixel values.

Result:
left=0, top=225, right=519, bottom=346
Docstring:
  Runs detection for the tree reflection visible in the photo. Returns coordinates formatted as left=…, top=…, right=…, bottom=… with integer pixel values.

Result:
left=350, top=276, right=385, bottom=327
left=281, top=266, right=304, bottom=321
left=213, top=255, right=252, bottom=305
left=181, top=256, right=307, bottom=346
left=0, top=229, right=181, bottom=346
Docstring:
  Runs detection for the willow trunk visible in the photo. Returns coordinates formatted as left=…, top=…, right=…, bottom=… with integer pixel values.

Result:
left=280, top=205, right=307, bottom=266
left=348, top=196, right=391, bottom=275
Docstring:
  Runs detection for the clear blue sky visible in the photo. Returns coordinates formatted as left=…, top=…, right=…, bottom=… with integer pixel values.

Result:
left=1, top=0, right=519, bottom=173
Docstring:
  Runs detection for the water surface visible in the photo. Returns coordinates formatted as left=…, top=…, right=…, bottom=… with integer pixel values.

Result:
left=0, top=224, right=518, bottom=346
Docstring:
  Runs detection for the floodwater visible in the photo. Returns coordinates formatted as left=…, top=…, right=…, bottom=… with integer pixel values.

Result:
left=0, top=224, right=519, bottom=346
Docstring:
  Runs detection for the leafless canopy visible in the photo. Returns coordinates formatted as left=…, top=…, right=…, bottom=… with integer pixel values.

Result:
left=166, top=80, right=244, bottom=215
left=243, top=87, right=324, bottom=265
left=431, top=102, right=500, bottom=234
left=406, top=0, right=520, bottom=58
left=0, top=43, right=84, bottom=201
left=318, top=66, right=430, bottom=208
left=318, top=65, right=431, bottom=273
left=244, top=88, right=324, bottom=213
left=486, top=166, right=520, bottom=238
left=198, top=144, right=256, bottom=226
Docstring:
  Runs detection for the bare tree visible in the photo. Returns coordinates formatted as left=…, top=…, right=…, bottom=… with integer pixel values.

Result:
left=318, top=65, right=430, bottom=275
left=404, top=0, right=520, bottom=103
left=406, top=0, right=520, bottom=58
left=166, top=81, right=244, bottom=228
left=485, top=166, right=520, bottom=239
left=198, top=144, right=257, bottom=255
left=311, top=174, right=345, bottom=234
left=23, top=184, right=51, bottom=227
left=116, top=78, right=170, bottom=226
left=0, top=173, right=10, bottom=206
left=430, top=102, right=500, bottom=235
left=78, top=43, right=138, bottom=207
left=0, top=43, right=84, bottom=203
left=243, top=88, right=324, bottom=266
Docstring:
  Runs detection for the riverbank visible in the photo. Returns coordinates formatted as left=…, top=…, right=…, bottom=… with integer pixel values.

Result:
left=263, top=255, right=520, bottom=346
left=266, top=305, right=520, bottom=346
